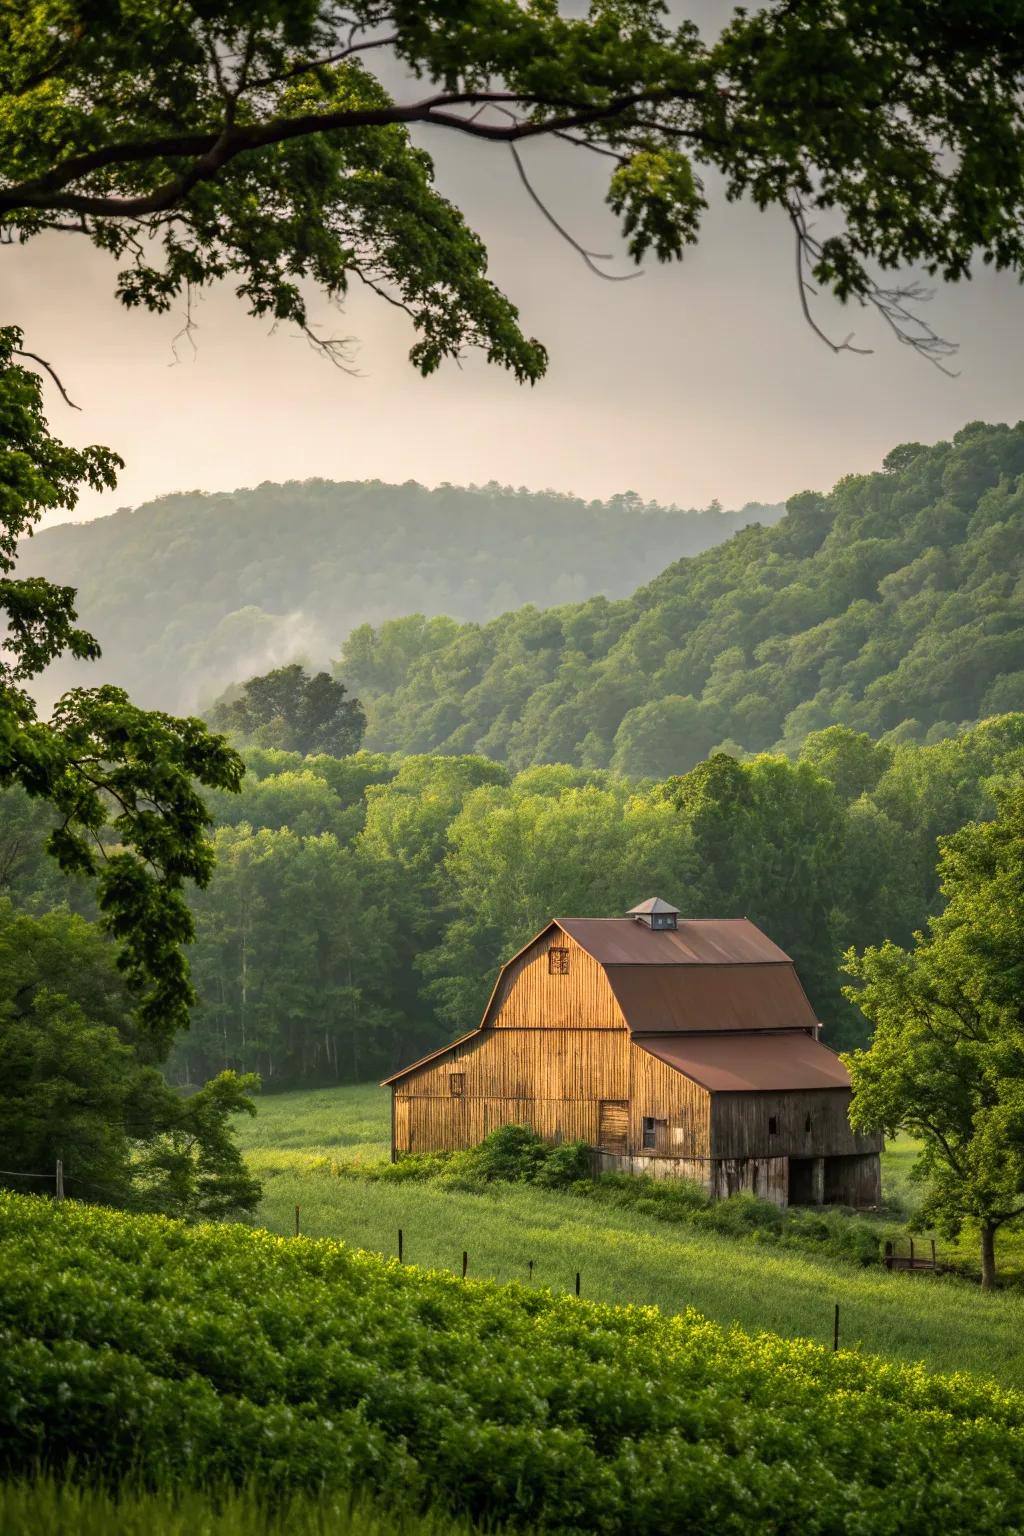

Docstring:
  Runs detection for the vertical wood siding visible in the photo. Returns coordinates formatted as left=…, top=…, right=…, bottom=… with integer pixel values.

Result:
left=711, top=1089, right=883, bottom=1159
left=488, top=930, right=623, bottom=1029
left=627, top=1041, right=711, bottom=1158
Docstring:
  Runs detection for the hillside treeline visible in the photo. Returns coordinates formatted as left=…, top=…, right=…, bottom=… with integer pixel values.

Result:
left=18, top=481, right=778, bottom=712
left=3, top=718, right=1022, bottom=1087
left=344, top=424, right=1024, bottom=774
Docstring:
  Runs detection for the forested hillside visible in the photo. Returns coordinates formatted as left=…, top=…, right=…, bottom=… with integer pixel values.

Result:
left=18, top=481, right=779, bottom=712
left=344, top=424, right=1024, bottom=774
left=4, top=717, right=1022, bottom=1086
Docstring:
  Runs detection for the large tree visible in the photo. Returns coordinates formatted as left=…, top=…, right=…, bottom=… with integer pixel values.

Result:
left=843, top=787, right=1024, bottom=1289
left=5, top=1, right=1024, bottom=378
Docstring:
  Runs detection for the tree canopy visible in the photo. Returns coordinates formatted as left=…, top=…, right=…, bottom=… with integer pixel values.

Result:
left=18, top=482, right=780, bottom=713
left=344, top=423, right=1024, bottom=768
left=209, top=663, right=366, bottom=756
left=844, top=786, right=1024, bottom=1288
left=5, top=2, right=1024, bottom=373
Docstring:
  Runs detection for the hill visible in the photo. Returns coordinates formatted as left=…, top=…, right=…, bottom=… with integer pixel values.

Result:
left=17, top=481, right=780, bottom=713
left=3, top=1189, right=1023, bottom=1533
left=342, top=423, right=1024, bottom=773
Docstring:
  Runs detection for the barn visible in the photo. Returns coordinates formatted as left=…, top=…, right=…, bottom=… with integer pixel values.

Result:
left=383, top=898, right=882, bottom=1208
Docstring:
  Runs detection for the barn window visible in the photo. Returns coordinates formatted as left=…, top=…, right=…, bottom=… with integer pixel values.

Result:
left=642, top=1117, right=657, bottom=1149
left=804, top=1113, right=812, bottom=1133
left=768, top=1115, right=778, bottom=1136
left=548, top=947, right=570, bottom=975
left=449, top=1073, right=465, bottom=1097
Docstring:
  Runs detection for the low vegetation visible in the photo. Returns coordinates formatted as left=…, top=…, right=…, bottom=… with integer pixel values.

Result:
left=3, top=1191, right=1024, bottom=1534
left=236, top=1085, right=1024, bottom=1384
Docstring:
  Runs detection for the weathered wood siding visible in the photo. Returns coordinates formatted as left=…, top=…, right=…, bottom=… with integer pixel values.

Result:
left=488, top=929, right=623, bottom=1029
left=393, top=934, right=630, bottom=1154
left=711, top=1088, right=882, bottom=1160
left=825, top=1153, right=882, bottom=1207
left=627, top=1040, right=711, bottom=1158
left=712, top=1156, right=789, bottom=1204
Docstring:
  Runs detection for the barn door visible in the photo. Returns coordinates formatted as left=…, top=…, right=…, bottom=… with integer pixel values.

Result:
left=598, top=1100, right=628, bottom=1155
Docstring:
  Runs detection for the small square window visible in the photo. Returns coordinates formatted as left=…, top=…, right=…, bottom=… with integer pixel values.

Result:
left=642, top=1116, right=657, bottom=1150
left=449, top=1073, right=465, bottom=1098
left=804, top=1113, right=812, bottom=1134
left=548, top=947, right=570, bottom=975
left=768, top=1115, right=778, bottom=1136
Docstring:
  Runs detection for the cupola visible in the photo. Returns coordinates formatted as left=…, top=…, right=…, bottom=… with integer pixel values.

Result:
left=627, top=897, right=679, bottom=932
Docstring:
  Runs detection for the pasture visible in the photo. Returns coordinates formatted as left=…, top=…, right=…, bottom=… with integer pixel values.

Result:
left=237, top=1083, right=1024, bottom=1386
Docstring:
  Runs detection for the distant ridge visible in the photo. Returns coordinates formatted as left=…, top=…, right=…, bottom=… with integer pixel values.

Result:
left=17, top=479, right=782, bottom=712
left=340, top=424, right=1024, bottom=774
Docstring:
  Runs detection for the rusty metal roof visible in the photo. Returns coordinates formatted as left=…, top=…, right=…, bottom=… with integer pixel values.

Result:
left=557, top=917, right=791, bottom=966
left=637, top=1032, right=851, bottom=1092
left=609, top=962, right=818, bottom=1034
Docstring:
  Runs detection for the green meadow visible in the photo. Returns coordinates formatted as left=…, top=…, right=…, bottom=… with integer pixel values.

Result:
left=237, top=1083, right=1024, bottom=1387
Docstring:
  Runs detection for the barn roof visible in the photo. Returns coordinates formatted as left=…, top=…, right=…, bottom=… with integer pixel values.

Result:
left=607, top=962, right=818, bottom=1034
left=638, top=1032, right=851, bottom=1093
left=556, top=917, right=790, bottom=966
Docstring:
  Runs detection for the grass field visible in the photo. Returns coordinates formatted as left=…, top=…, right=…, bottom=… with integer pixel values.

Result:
left=236, top=1083, right=1024, bottom=1386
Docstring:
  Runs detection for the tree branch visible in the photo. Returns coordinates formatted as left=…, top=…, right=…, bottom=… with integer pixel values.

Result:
left=13, top=350, right=81, bottom=410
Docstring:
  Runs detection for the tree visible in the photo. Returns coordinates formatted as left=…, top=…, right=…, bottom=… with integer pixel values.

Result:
left=6, top=2, right=1024, bottom=377
left=210, top=664, right=366, bottom=757
left=0, top=900, right=261, bottom=1216
left=0, top=332, right=242, bottom=1050
left=843, top=788, right=1024, bottom=1289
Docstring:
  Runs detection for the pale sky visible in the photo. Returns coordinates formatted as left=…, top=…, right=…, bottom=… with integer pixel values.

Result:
left=8, top=85, right=1024, bottom=527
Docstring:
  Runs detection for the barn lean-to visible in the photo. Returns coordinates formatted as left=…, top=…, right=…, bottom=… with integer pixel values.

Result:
left=383, top=898, right=881, bottom=1208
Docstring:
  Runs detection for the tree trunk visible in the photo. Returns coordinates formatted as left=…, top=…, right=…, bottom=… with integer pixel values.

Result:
left=980, top=1222, right=997, bottom=1291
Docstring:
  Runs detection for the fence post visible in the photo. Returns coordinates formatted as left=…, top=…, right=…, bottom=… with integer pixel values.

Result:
left=833, top=1302, right=840, bottom=1352
left=931, top=1239, right=936, bottom=1267
left=294, top=1204, right=300, bottom=1238
left=884, top=1240, right=894, bottom=1271
left=575, top=1271, right=581, bottom=1298
left=398, top=1228, right=403, bottom=1264
left=55, top=1160, right=64, bottom=1201
left=462, top=1250, right=468, bottom=1280
left=909, top=1236, right=915, bottom=1267
left=528, top=1260, right=534, bottom=1283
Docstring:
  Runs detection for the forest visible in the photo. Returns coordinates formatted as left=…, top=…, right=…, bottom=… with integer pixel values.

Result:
left=3, top=713, right=1021, bottom=1090
left=17, top=480, right=779, bottom=713
left=343, top=423, right=1024, bottom=775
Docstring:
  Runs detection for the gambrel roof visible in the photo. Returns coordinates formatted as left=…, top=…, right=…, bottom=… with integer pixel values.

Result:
left=383, top=913, right=844, bottom=1091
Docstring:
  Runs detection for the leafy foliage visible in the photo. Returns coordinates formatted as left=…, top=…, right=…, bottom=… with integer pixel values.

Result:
left=0, top=329, right=244, bottom=1045
left=844, top=785, right=1024, bottom=1287
left=4, top=3, right=1024, bottom=369
left=346, top=425, right=1024, bottom=769
left=209, top=663, right=365, bottom=756
left=0, top=900, right=260, bottom=1218
left=2, top=1194, right=1023, bottom=1532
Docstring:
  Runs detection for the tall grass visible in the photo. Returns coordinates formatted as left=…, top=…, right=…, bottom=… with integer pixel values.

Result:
left=0, top=1475, right=499, bottom=1536
left=237, top=1084, right=1024, bottom=1384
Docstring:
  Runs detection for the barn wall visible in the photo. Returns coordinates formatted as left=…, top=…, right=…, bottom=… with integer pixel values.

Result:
left=488, top=929, right=623, bottom=1029
left=712, top=1088, right=882, bottom=1159
left=393, top=1020, right=629, bottom=1154
left=712, top=1156, right=789, bottom=1205
left=626, top=1041, right=711, bottom=1158
left=825, top=1153, right=882, bottom=1207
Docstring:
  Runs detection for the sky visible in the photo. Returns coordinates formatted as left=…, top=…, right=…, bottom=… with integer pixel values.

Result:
left=8, top=44, right=1024, bottom=527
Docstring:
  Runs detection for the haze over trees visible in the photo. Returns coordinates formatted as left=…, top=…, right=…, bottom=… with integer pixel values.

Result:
left=209, top=665, right=366, bottom=757
left=17, top=484, right=782, bottom=712
left=346, top=424, right=1024, bottom=771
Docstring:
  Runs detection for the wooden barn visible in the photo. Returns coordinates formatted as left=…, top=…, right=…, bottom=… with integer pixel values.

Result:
left=383, top=898, right=882, bottom=1208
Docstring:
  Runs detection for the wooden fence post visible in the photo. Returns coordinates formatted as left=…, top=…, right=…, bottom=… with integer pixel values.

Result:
left=575, top=1271, right=581, bottom=1297
left=398, top=1228, right=403, bottom=1263
left=294, top=1204, right=300, bottom=1238
left=528, top=1260, right=534, bottom=1283
left=833, top=1302, right=840, bottom=1352
left=462, top=1251, right=468, bottom=1280
left=55, top=1160, right=64, bottom=1201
